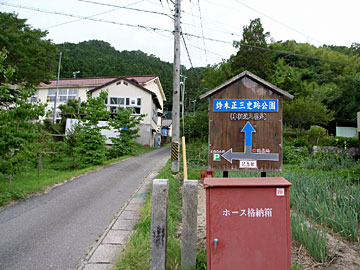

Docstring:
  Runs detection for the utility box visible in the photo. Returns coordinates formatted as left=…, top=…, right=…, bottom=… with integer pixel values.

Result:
left=205, top=177, right=292, bottom=270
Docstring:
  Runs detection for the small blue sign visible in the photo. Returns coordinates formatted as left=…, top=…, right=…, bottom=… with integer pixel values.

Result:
left=213, top=99, right=278, bottom=112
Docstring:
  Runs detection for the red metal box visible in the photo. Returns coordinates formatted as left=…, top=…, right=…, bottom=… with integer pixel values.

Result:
left=204, top=177, right=292, bottom=270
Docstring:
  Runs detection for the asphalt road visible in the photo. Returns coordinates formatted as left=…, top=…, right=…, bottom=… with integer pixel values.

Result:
left=0, top=146, right=170, bottom=270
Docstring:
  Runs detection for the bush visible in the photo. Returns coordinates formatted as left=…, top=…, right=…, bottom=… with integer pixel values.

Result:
left=321, top=136, right=358, bottom=148
left=283, top=142, right=309, bottom=165
left=302, top=151, right=356, bottom=171
left=181, top=112, right=208, bottom=143
left=186, top=140, right=208, bottom=168
left=307, top=126, right=326, bottom=146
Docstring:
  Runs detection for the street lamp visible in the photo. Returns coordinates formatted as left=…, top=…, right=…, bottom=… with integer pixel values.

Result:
left=72, top=71, right=80, bottom=78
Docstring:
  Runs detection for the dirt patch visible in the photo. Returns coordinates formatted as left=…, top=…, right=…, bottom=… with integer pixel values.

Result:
left=196, top=182, right=360, bottom=269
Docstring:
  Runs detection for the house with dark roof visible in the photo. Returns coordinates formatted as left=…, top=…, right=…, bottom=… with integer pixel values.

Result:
left=36, top=75, right=166, bottom=147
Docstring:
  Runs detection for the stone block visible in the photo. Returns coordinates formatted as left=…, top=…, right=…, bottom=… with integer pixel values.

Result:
left=120, top=210, right=140, bottom=220
left=102, top=230, right=129, bottom=245
left=89, top=244, right=124, bottom=264
left=150, top=179, right=169, bottom=270
left=84, top=263, right=114, bottom=270
left=181, top=180, right=198, bottom=269
left=113, top=218, right=138, bottom=231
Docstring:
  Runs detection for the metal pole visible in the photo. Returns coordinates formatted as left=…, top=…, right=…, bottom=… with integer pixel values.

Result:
left=171, top=0, right=181, bottom=173
left=180, top=75, right=187, bottom=136
left=192, top=100, right=196, bottom=115
left=53, top=52, right=62, bottom=124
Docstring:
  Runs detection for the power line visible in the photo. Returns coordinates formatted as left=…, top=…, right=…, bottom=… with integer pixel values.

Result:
left=0, top=1, right=173, bottom=33
left=78, top=0, right=173, bottom=19
left=188, top=1, right=202, bottom=62
left=1, top=1, right=356, bottom=67
left=181, top=32, right=194, bottom=68
left=182, top=32, right=358, bottom=66
left=44, top=0, right=144, bottom=29
left=196, top=0, right=208, bottom=62
left=230, top=0, right=324, bottom=45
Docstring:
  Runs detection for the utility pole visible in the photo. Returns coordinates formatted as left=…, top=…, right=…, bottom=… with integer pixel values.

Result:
left=53, top=52, right=62, bottom=124
left=171, top=0, right=181, bottom=173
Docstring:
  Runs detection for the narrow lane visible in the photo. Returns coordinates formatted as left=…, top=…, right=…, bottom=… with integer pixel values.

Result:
left=0, top=146, right=169, bottom=270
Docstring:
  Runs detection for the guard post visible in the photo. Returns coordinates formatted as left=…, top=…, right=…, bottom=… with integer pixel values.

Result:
left=200, top=71, right=294, bottom=270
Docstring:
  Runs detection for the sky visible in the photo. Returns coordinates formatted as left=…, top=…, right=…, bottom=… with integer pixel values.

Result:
left=1, top=0, right=360, bottom=68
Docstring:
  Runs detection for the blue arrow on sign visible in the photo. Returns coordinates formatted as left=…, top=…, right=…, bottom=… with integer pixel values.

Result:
left=221, top=121, right=279, bottom=164
left=241, top=121, right=256, bottom=147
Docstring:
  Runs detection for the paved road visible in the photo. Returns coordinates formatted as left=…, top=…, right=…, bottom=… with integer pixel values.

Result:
left=0, top=146, right=170, bottom=270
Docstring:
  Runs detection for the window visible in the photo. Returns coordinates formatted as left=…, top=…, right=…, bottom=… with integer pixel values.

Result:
left=108, top=96, right=141, bottom=115
left=29, top=90, right=38, bottom=103
left=47, top=88, right=78, bottom=103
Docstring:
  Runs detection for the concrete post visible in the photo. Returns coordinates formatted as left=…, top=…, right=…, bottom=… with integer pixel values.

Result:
left=150, top=179, right=169, bottom=270
left=171, top=0, right=181, bottom=173
left=181, top=180, right=198, bottom=269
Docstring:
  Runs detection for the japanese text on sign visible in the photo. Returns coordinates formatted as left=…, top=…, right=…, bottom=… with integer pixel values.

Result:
left=222, top=208, right=273, bottom=218
left=213, top=99, right=278, bottom=112
left=239, top=160, right=257, bottom=168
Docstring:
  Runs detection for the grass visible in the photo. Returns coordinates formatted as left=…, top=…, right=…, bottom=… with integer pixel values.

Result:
left=291, top=213, right=328, bottom=263
left=114, top=140, right=359, bottom=268
left=0, top=145, right=156, bottom=207
left=115, top=160, right=183, bottom=270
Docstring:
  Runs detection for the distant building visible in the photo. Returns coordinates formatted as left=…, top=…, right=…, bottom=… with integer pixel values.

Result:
left=36, top=75, right=166, bottom=147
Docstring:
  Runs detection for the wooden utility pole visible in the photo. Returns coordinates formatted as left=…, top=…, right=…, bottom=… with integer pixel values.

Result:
left=171, top=0, right=181, bottom=173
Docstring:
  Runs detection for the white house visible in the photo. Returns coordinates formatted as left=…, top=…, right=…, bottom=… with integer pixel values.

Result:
left=36, top=75, right=166, bottom=147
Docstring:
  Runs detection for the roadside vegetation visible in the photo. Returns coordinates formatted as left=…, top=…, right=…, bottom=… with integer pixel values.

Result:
left=115, top=161, right=182, bottom=270
left=0, top=49, right=150, bottom=206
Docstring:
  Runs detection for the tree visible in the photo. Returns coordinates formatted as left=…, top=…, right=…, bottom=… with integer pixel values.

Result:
left=75, top=91, right=109, bottom=165
left=283, top=97, right=334, bottom=135
left=325, top=74, right=360, bottom=122
left=108, top=108, right=145, bottom=157
left=230, top=18, right=274, bottom=80
left=0, top=12, right=57, bottom=86
left=0, top=50, right=46, bottom=182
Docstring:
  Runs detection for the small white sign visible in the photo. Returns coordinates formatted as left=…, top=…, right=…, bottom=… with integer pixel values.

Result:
left=276, top=188, right=285, bottom=197
left=239, top=160, right=257, bottom=168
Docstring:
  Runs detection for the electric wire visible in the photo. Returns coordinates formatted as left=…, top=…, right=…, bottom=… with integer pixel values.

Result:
left=196, top=0, right=208, bottom=62
left=1, top=1, right=356, bottom=67
left=44, top=0, right=144, bottom=29
left=78, top=0, right=173, bottom=19
left=0, top=1, right=173, bottom=33
left=188, top=1, right=202, bottom=62
left=230, top=0, right=324, bottom=45
left=181, top=32, right=194, bottom=68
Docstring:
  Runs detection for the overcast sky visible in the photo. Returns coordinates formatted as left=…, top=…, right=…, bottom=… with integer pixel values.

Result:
left=1, top=0, right=360, bottom=68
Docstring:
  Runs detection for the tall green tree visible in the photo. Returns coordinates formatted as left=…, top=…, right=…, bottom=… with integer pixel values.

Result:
left=108, top=108, right=145, bottom=157
left=0, top=50, right=46, bottom=182
left=75, top=91, right=109, bottom=165
left=325, top=74, right=360, bottom=122
left=0, top=12, right=57, bottom=85
left=283, top=97, right=334, bottom=135
left=230, top=18, right=274, bottom=79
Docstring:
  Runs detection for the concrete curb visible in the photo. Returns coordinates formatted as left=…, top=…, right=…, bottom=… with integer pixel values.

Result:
left=78, top=154, right=169, bottom=270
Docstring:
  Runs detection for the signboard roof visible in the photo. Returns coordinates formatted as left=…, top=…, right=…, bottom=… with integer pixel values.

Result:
left=200, top=70, right=294, bottom=101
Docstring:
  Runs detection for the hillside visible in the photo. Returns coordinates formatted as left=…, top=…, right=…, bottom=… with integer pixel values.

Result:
left=57, top=40, right=175, bottom=110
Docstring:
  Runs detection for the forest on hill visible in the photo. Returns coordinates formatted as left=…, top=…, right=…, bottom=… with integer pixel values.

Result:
left=1, top=11, right=359, bottom=131
left=56, top=19, right=360, bottom=131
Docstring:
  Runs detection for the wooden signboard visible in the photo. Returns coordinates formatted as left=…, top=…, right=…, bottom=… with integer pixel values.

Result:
left=200, top=71, right=293, bottom=172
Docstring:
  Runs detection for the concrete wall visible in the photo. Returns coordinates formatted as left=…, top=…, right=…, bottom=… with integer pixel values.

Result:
left=65, top=118, right=154, bottom=147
